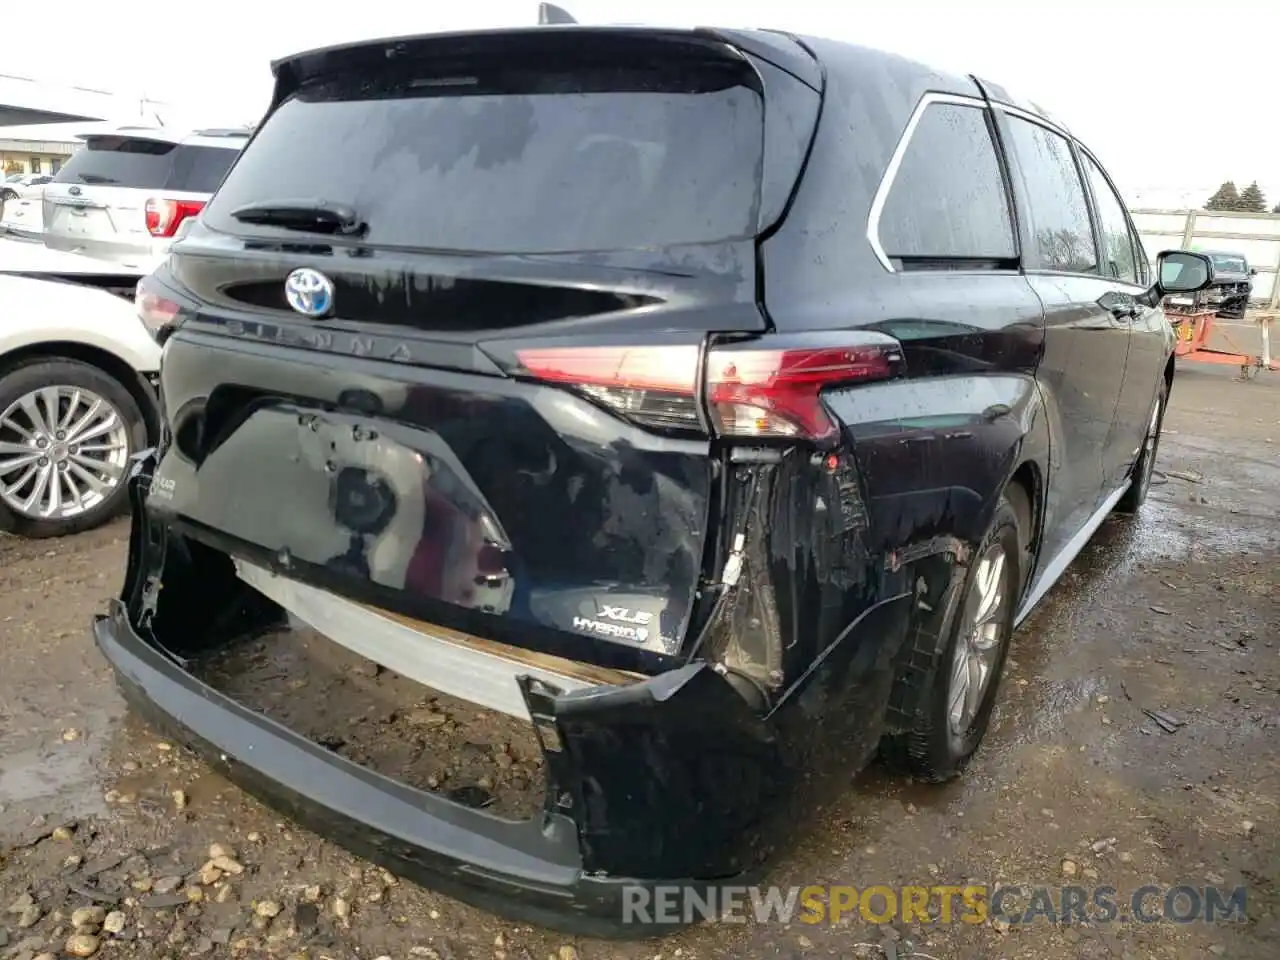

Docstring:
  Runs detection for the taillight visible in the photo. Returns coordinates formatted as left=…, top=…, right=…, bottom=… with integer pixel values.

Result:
left=145, top=198, right=205, bottom=238
left=135, top=276, right=181, bottom=340
left=515, top=344, right=702, bottom=432
left=514, top=334, right=903, bottom=442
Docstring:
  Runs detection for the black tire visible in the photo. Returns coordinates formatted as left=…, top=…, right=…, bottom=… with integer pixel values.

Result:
left=880, top=493, right=1022, bottom=782
left=1114, top=378, right=1167, bottom=515
left=0, top=358, right=147, bottom=538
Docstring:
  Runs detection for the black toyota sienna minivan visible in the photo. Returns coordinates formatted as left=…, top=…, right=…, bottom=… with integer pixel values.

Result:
left=96, top=22, right=1216, bottom=935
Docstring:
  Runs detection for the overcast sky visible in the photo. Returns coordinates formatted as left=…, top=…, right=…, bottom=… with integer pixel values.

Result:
left=11, top=0, right=1278, bottom=203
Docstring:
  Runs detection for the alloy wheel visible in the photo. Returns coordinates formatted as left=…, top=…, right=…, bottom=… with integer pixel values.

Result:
left=947, top=542, right=1010, bottom=736
left=1135, top=397, right=1161, bottom=500
left=0, top=386, right=131, bottom=520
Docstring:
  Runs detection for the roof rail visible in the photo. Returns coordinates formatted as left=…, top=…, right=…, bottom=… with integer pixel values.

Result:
left=538, top=3, right=577, bottom=24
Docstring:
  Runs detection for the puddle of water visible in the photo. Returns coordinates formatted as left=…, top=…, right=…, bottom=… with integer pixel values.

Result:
left=1108, top=498, right=1274, bottom=562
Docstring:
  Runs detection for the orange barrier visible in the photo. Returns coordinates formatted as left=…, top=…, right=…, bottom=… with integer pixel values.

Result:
left=1167, top=307, right=1277, bottom=378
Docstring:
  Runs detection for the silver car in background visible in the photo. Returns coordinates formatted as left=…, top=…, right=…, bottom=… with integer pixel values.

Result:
left=42, top=127, right=249, bottom=270
left=1, top=174, right=54, bottom=203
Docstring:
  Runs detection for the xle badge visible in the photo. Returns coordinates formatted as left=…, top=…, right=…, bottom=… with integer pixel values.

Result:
left=573, top=605, right=654, bottom=646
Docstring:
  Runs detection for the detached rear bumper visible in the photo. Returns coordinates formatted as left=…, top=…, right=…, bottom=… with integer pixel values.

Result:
left=92, top=447, right=920, bottom=935
left=95, top=604, right=583, bottom=926
left=99, top=606, right=745, bottom=936
left=91, top=467, right=789, bottom=936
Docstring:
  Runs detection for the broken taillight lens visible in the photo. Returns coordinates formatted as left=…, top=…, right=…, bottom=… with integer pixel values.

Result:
left=514, top=334, right=903, bottom=441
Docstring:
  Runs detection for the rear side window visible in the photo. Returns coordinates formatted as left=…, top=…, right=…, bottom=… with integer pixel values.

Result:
left=1003, top=118, right=1098, bottom=274
left=1082, top=155, right=1139, bottom=284
left=54, top=137, right=238, bottom=193
left=878, top=102, right=1015, bottom=264
left=169, top=146, right=239, bottom=193
left=203, top=61, right=764, bottom=254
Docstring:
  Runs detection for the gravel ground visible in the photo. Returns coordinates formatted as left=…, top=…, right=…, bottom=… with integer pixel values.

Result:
left=1, top=363, right=1276, bottom=960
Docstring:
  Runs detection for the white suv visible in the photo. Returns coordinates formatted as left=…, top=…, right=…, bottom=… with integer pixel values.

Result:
left=41, top=127, right=249, bottom=270
left=1, top=174, right=54, bottom=202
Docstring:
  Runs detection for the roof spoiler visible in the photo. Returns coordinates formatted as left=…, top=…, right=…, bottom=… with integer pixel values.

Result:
left=538, top=3, right=577, bottom=24
left=74, top=124, right=166, bottom=142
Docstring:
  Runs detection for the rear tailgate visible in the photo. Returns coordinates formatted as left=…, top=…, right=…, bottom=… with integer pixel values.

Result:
left=43, top=181, right=147, bottom=252
left=143, top=28, right=821, bottom=673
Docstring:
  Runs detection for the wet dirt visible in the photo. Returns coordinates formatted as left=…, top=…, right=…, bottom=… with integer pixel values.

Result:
left=197, top=630, right=547, bottom=819
left=1, top=364, right=1276, bottom=960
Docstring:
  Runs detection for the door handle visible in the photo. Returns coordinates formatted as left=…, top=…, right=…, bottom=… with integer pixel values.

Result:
left=1098, top=291, right=1139, bottom=320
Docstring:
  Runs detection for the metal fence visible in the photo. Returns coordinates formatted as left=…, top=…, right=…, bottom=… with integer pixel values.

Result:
left=1132, top=209, right=1280, bottom=309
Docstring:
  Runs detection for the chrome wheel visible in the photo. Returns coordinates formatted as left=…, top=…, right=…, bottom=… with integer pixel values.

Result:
left=947, top=543, right=1009, bottom=736
left=0, top=386, right=131, bottom=520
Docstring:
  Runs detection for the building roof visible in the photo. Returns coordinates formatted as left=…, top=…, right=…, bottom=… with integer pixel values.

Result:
left=0, top=72, right=172, bottom=128
left=0, top=120, right=127, bottom=144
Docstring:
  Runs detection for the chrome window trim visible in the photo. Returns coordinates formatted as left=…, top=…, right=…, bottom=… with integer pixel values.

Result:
left=865, top=91, right=990, bottom=273
left=997, top=105, right=1102, bottom=277
left=993, top=102, right=1072, bottom=140
left=1075, top=143, right=1151, bottom=287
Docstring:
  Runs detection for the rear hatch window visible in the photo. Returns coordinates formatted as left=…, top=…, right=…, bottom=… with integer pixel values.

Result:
left=53, top=137, right=238, bottom=193
left=202, top=57, right=764, bottom=253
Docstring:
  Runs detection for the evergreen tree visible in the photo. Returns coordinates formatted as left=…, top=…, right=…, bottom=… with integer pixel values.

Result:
left=1238, top=181, right=1267, bottom=213
left=1205, top=181, right=1240, bottom=210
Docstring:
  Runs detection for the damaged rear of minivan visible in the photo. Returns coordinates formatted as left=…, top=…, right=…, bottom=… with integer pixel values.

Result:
left=93, top=26, right=937, bottom=934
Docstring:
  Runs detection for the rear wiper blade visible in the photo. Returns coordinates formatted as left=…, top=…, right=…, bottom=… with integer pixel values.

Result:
left=230, top=200, right=367, bottom=236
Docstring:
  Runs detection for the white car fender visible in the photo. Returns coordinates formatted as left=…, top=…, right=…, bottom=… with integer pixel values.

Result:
left=0, top=272, right=161, bottom=375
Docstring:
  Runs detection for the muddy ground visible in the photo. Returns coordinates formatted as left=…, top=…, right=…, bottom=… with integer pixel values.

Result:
left=1, top=363, right=1276, bottom=960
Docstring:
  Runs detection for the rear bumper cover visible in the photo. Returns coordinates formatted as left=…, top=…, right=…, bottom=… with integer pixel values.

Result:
left=91, top=464, right=791, bottom=937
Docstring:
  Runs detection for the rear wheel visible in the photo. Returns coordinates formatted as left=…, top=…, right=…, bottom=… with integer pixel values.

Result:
left=0, top=359, right=146, bottom=538
left=881, top=494, right=1022, bottom=781
left=1114, top=379, right=1167, bottom=514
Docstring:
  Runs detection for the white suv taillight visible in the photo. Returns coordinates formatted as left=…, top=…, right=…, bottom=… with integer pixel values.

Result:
left=145, top=198, right=206, bottom=238
left=514, top=334, right=905, bottom=442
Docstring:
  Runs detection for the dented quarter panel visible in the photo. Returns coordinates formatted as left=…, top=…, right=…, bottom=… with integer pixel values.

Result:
left=703, top=362, right=1047, bottom=771
left=744, top=43, right=1054, bottom=757
left=830, top=372, right=1046, bottom=555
